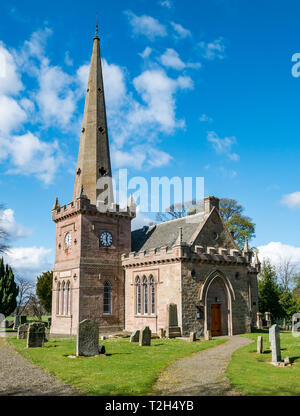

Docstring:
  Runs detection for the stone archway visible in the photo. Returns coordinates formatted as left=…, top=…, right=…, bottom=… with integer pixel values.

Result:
left=199, top=270, right=235, bottom=336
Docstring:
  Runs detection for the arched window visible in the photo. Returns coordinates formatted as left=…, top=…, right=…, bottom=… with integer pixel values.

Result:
left=150, top=276, right=155, bottom=315
left=62, top=282, right=68, bottom=315
left=103, top=281, right=112, bottom=314
left=143, top=276, right=148, bottom=314
left=67, top=281, right=71, bottom=316
left=136, top=277, right=141, bottom=314
left=57, top=282, right=61, bottom=315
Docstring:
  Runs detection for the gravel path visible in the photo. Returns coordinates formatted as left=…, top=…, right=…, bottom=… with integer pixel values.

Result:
left=152, top=336, right=253, bottom=396
left=0, top=338, right=80, bottom=396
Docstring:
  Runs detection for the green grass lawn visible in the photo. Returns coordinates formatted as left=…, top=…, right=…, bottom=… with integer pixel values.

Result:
left=227, top=331, right=300, bottom=396
left=6, top=316, right=50, bottom=322
left=8, top=336, right=226, bottom=396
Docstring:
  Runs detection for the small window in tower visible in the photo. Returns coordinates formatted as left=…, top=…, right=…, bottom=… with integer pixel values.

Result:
left=77, top=168, right=81, bottom=176
left=99, top=167, right=107, bottom=176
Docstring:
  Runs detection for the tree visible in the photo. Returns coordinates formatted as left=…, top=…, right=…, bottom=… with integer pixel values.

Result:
left=0, top=258, right=19, bottom=316
left=279, top=291, right=299, bottom=319
left=0, top=204, right=10, bottom=254
left=15, top=275, right=35, bottom=315
left=258, top=259, right=283, bottom=319
left=36, top=271, right=53, bottom=313
left=276, top=257, right=298, bottom=292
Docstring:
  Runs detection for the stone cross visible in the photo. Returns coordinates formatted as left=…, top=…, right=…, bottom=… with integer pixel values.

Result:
left=190, top=332, right=196, bottom=342
left=130, top=329, right=140, bottom=343
left=76, top=319, right=99, bottom=357
left=269, top=324, right=281, bottom=363
left=18, top=324, right=29, bottom=340
left=256, top=312, right=263, bottom=330
left=139, top=326, right=151, bottom=346
left=13, top=315, right=20, bottom=330
left=27, top=322, right=45, bottom=348
left=257, top=335, right=263, bottom=354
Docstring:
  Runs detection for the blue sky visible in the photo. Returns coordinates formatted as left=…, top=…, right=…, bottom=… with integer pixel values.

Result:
left=1, top=0, right=300, bottom=280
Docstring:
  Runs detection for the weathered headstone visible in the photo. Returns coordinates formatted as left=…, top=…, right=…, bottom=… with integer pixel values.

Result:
left=265, top=312, right=271, bottom=328
left=130, top=330, right=140, bottom=343
left=165, top=303, right=181, bottom=338
left=20, top=316, right=27, bottom=325
left=27, top=322, right=45, bottom=348
left=18, top=324, right=29, bottom=340
left=269, top=324, right=281, bottom=363
left=256, top=312, right=263, bottom=330
left=205, top=329, right=212, bottom=341
left=190, top=332, right=196, bottom=342
left=139, top=326, right=151, bottom=346
left=98, top=345, right=106, bottom=354
left=292, top=314, right=300, bottom=333
left=76, top=319, right=99, bottom=357
left=257, top=335, right=263, bottom=354
left=13, top=315, right=20, bottom=330
left=159, top=328, right=166, bottom=338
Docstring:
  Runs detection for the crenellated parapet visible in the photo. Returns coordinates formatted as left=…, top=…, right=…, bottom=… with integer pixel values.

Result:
left=122, top=242, right=260, bottom=272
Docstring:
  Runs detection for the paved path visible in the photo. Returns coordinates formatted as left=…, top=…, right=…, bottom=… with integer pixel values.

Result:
left=152, top=336, right=253, bottom=396
left=0, top=338, right=80, bottom=396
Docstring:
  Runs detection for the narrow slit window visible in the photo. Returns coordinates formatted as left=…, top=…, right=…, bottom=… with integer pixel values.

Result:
left=103, top=281, right=112, bottom=314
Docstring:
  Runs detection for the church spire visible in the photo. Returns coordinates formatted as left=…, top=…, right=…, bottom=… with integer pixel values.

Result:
left=73, top=29, right=113, bottom=206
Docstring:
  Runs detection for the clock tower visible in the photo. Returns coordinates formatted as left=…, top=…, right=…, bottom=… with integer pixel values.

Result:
left=50, top=30, right=136, bottom=335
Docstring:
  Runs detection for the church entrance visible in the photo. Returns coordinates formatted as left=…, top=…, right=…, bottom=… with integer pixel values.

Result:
left=211, top=304, right=221, bottom=336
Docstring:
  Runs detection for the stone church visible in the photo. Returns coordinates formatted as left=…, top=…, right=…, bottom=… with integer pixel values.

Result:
left=51, top=32, right=260, bottom=337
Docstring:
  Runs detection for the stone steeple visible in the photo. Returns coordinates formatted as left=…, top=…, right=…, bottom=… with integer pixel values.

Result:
left=73, top=30, right=113, bottom=206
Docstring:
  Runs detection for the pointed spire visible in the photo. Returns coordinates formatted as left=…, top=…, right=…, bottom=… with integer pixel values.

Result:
left=174, top=227, right=183, bottom=246
left=73, top=30, right=113, bottom=206
left=243, top=237, right=250, bottom=253
left=95, top=12, right=99, bottom=39
left=128, top=193, right=137, bottom=213
left=252, top=251, right=261, bottom=272
left=52, top=197, right=60, bottom=211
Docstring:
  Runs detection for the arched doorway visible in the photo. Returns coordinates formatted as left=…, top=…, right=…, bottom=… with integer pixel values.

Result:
left=200, top=270, right=235, bottom=336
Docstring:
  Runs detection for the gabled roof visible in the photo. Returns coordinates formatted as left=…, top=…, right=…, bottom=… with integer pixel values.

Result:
left=131, top=212, right=205, bottom=252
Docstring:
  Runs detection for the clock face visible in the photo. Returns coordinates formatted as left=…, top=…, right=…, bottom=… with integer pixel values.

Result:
left=100, top=232, right=113, bottom=247
left=65, top=232, right=72, bottom=248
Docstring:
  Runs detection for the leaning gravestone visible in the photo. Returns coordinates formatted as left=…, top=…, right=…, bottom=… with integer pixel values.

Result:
left=139, top=326, right=151, bottom=346
left=130, top=329, right=140, bottom=343
left=269, top=324, right=281, bottom=363
left=18, top=324, right=29, bottom=340
left=27, top=322, right=45, bottom=348
left=257, top=335, right=263, bottom=354
left=13, top=315, right=20, bottom=330
left=165, top=303, right=181, bottom=338
left=76, top=319, right=99, bottom=357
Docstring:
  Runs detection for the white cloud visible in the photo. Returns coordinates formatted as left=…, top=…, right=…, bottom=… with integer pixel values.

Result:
left=4, top=246, right=53, bottom=281
left=0, top=132, right=63, bottom=184
left=281, top=192, right=300, bottom=209
left=158, top=0, right=173, bottom=8
left=171, top=22, right=192, bottom=39
left=132, top=207, right=152, bottom=230
left=124, top=11, right=167, bottom=41
left=159, top=48, right=201, bottom=70
left=199, top=114, right=213, bottom=123
left=139, top=47, right=152, bottom=59
left=64, top=51, right=73, bottom=66
left=0, top=209, right=32, bottom=238
left=207, top=131, right=239, bottom=161
left=257, top=242, right=300, bottom=269
left=102, top=59, right=126, bottom=108
left=0, top=42, right=23, bottom=95
left=198, top=37, right=226, bottom=60
left=0, top=95, right=27, bottom=134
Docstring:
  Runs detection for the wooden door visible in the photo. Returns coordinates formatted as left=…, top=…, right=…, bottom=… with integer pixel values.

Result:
left=211, top=304, right=221, bottom=336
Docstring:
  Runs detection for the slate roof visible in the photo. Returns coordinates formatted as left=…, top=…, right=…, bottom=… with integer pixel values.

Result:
left=131, top=212, right=205, bottom=252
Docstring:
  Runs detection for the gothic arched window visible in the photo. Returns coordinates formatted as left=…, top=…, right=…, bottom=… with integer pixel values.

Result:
left=143, top=276, right=148, bottom=314
left=150, top=276, right=155, bottom=315
left=62, top=281, right=66, bottom=315
left=136, top=277, right=141, bottom=314
left=57, top=282, right=61, bottom=315
left=67, top=281, right=71, bottom=316
left=103, top=281, right=112, bottom=314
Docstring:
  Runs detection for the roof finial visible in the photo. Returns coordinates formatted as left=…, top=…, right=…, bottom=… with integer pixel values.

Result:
left=95, top=12, right=99, bottom=38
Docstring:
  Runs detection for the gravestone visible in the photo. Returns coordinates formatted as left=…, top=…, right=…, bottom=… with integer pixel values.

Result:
left=20, top=316, right=27, bottom=324
left=190, top=332, right=196, bottom=342
left=0, top=314, right=5, bottom=337
left=205, top=330, right=212, bottom=341
left=159, top=328, right=165, bottom=338
left=257, top=335, right=263, bottom=354
left=269, top=324, right=281, bottom=363
left=76, top=319, right=99, bottom=357
left=139, top=326, right=151, bottom=346
left=256, top=312, right=263, bottom=330
left=27, top=322, right=45, bottom=348
left=165, top=303, right=181, bottom=338
left=18, top=324, right=29, bottom=340
left=265, top=312, right=271, bottom=328
left=98, top=345, right=106, bottom=354
left=13, top=315, right=20, bottom=330
left=292, top=314, right=300, bottom=333
left=130, top=330, right=140, bottom=343
left=100, top=335, right=106, bottom=341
